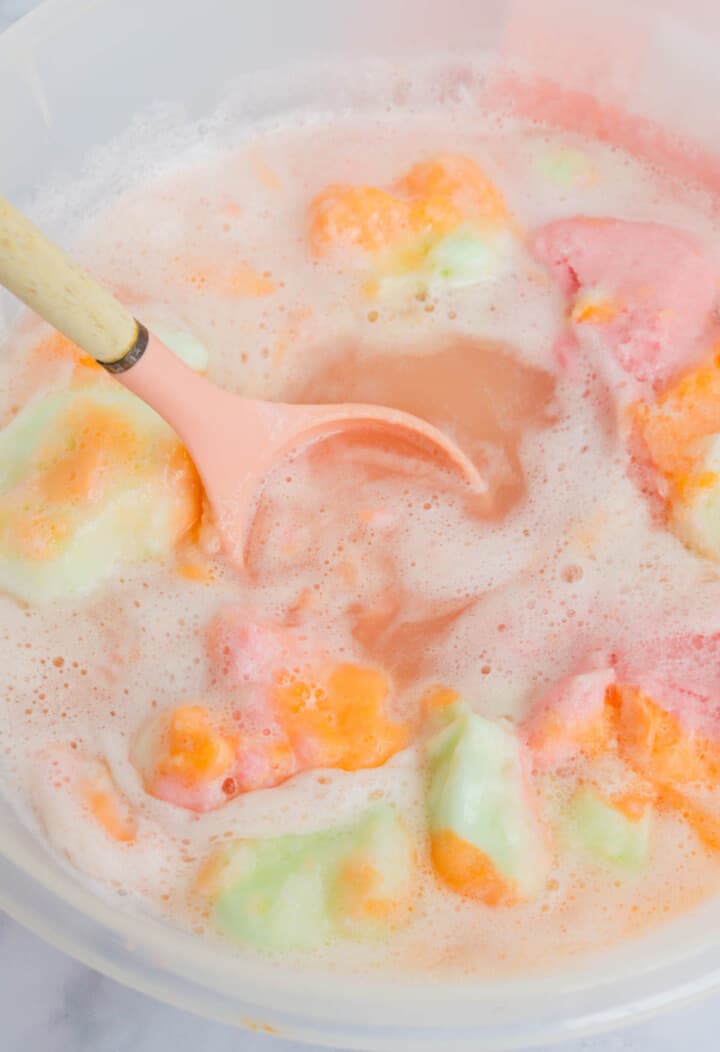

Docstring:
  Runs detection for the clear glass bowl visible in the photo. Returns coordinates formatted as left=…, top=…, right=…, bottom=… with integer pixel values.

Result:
left=3, top=0, right=720, bottom=1046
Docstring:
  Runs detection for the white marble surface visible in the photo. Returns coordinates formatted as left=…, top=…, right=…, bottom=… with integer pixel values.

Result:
left=2, top=0, right=720, bottom=1049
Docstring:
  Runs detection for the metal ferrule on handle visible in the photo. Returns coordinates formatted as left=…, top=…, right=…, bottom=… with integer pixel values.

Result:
left=0, top=192, right=146, bottom=370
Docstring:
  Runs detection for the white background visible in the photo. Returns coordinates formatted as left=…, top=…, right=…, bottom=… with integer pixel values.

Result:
left=1, top=0, right=720, bottom=1047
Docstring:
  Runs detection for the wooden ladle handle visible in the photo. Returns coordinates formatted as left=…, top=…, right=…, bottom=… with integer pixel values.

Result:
left=0, top=192, right=139, bottom=365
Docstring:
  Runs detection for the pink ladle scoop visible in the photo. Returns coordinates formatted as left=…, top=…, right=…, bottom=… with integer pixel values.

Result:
left=0, top=193, right=484, bottom=566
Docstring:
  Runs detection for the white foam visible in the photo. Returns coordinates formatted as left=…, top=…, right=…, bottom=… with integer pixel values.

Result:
left=2, top=56, right=720, bottom=977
